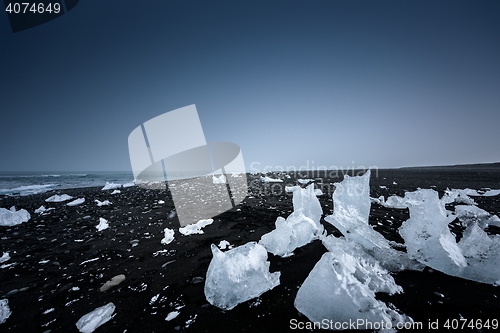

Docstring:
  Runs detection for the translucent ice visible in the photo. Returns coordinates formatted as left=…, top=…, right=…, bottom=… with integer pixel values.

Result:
left=259, top=184, right=324, bottom=257
left=0, top=206, right=31, bottom=227
left=161, top=228, right=175, bottom=245
left=67, top=198, right=85, bottom=206
left=75, top=302, right=115, bottom=333
left=204, top=242, right=280, bottom=310
left=45, top=194, right=73, bottom=202
left=325, top=170, right=390, bottom=251
left=454, top=205, right=499, bottom=229
left=441, top=189, right=476, bottom=205
left=398, top=189, right=467, bottom=270
left=212, top=174, right=226, bottom=184
left=95, top=199, right=112, bottom=207
left=295, top=236, right=412, bottom=330
left=179, top=219, right=213, bottom=235
left=0, top=299, right=11, bottom=324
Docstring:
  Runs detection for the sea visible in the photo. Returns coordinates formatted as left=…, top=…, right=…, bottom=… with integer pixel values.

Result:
left=0, top=172, right=135, bottom=196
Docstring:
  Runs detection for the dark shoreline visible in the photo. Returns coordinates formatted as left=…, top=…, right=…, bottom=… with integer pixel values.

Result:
left=0, top=169, right=499, bottom=332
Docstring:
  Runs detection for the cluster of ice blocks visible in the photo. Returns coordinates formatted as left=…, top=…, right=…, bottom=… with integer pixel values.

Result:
left=203, top=170, right=500, bottom=330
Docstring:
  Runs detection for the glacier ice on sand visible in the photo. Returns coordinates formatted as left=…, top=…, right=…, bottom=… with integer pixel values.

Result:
left=259, top=184, right=324, bottom=257
left=0, top=299, right=11, bottom=324
left=96, top=218, right=109, bottom=231
left=204, top=242, right=280, bottom=310
left=0, top=206, right=31, bottom=227
left=179, top=219, right=213, bottom=235
left=295, top=236, right=412, bottom=331
left=45, top=194, right=73, bottom=202
left=161, top=228, right=175, bottom=245
left=75, top=302, right=115, bottom=333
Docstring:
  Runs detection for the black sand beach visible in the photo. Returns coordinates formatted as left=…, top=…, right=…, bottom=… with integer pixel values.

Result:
left=1, top=167, right=500, bottom=332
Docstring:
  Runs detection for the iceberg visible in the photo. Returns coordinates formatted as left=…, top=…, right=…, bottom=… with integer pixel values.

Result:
left=179, top=219, right=213, bottom=236
left=0, top=299, right=11, bottom=324
left=101, top=182, right=122, bottom=191
left=204, top=242, right=280, bottom=310
left=259, top=184, right=324, bottom=257
left=75, top=302, right=115, bottom=333
left=45, top=194, right=73, bottom=202
left=0, top=206, right=31, bottom=227
left=212, top=174, right=226, bottom=184
left=295, top=236, right=412, bottom=330
left=96, top=218, right=109, bottom=231
left=260, top=176, right=283, bottom=183
left=161, top=228, right=175, bottom=245
left=67, top=198, right=85, bottom=206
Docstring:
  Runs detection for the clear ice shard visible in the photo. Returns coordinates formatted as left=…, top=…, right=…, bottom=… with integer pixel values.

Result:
left=324, top=170, right=391, bottom=251
left=295, top=236, right=412, bottom=331
left=75, top=302, right=115, bottom=333
left=259, top=184, right=324, bottom=257
left=204, top=242, right=280, bottom=310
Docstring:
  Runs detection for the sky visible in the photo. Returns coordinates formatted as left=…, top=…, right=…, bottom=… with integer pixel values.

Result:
left=1, top=0, right=499, bottom=172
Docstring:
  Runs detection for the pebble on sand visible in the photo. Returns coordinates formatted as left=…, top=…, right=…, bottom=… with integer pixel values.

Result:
left=100, top=274, right=126, bottom=292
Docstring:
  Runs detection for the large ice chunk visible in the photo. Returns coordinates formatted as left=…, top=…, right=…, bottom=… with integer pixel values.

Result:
left=0, top=299, right=11, bottom=324
left=259, top=184, right=324, bottom=257
left=325, top=170, right=390, bottom=250
left=75, top=302, right=115, bottom=333
left=398, top=189, right=467, bottom=269
left=204, top=242, right=280, bottom=310
left=441, top=189, right=477, bottom=205
left=0, top=207, right=31, bottom=227
left=295, top=236, right=412, bottom=331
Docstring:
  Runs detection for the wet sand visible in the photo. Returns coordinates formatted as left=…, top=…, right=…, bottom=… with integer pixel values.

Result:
left=1, top=168, right=499, bottom=332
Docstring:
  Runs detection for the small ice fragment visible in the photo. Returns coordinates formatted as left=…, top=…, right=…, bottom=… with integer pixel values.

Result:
left=0, top=299, right=12, bottom=324
left=122, top=181, right=135, bottom=188
left=100, top=275, right=126, bottom=292
left=0, top=206, right=31, bottom=226
left=35, top=205, right=47, bottom=214
left=43, top=308, right=55, bottom=314
left=96, top=218, right=109, bottom=231
left=212, top=174, right=226, bottom=184
left=179, top=219, right=213, bottom=236
left=45, top=194, right=73, bottom=202
left=161, top=228, right=175, bottom=245
left=379, top=185, right=387, bottom=189
left=95, top=199, right=112, bottom=207
left=297, top=179, right=313, bottom=184
left=260, top=176, right=283, bottom=183
left=101, top=182, right=122, bottom=191
left=67, top=198, right=85, bottom=206
left=218, top=240, right=230, bottom=250
left=165, top=311, right=179, bottom=321
left=204, top=242, right=280, bottom=310
left=158, top=200, right=165, bottom=204
left=75, top=302, right=115, bottom=333
left=0, top=252, right=10, bottom=264
left=111, top=190, right=121, bottom=195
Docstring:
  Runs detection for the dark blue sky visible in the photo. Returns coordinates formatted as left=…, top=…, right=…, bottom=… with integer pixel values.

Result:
left=1, top=0, right=499, bottom=172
